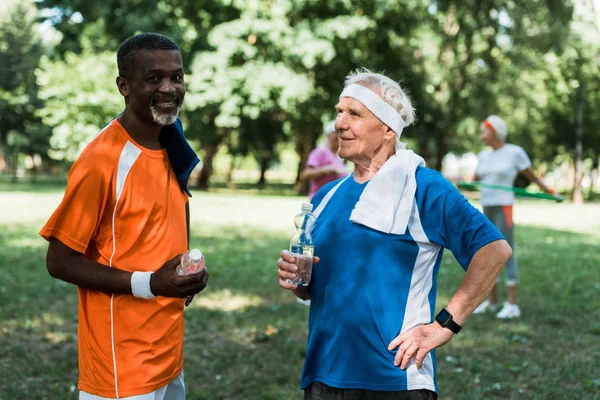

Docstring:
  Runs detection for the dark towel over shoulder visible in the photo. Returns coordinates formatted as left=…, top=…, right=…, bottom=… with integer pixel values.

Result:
left=160, top=118, right=200, bottom=197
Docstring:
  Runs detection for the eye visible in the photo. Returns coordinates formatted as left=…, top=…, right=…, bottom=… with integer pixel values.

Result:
left=173, top=74, right=184, bottom=83
left=146, top=76, right=160, bottom=83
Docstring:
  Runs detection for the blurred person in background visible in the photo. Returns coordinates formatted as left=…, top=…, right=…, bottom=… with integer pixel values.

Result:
left=472, top=115, right=560, bottom=319
left=277, top=69, right=512, bottom=399
left=300, top=120, right=348, bottom=200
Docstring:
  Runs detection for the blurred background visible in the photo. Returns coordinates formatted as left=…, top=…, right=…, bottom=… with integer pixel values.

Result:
left=1, top=0, right=599, bottom=201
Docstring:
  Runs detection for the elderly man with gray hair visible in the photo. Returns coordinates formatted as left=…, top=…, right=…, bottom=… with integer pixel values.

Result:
left=277, top=68, right=512, bottom=399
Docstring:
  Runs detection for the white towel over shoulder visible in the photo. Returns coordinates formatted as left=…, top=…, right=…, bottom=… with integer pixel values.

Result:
left=350, top=149, right=425, bottom=235
left=312, top=148, right=425, bottom=235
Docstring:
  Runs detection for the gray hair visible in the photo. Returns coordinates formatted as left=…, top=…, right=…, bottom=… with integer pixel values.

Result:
left=344, top=68, right=416, bottom=127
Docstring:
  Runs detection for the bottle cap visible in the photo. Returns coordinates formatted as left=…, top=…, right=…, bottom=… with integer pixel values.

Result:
left=189, top=248, right=203, bottom=261
left=301, top=202, right=313, bottom=212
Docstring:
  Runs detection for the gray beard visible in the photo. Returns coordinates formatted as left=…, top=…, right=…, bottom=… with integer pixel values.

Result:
left=150, top=106, right=180, bottom=126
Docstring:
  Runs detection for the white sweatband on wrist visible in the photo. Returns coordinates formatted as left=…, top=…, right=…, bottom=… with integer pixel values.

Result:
left=339, top=84, right=406, bottom=137
left=131, top=271, right=157, bottom=299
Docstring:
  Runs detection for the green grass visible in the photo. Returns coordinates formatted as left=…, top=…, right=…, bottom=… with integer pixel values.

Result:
left=1, top=184, right=600, bottom=399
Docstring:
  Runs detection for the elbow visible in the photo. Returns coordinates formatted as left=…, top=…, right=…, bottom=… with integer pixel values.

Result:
left=46, top=256, right=62, bottom=279
left=501, top=240, right=513, bottom=265
left=299, top=169, right=310, bottom=181
left=46, top=244, right=66, bottom=280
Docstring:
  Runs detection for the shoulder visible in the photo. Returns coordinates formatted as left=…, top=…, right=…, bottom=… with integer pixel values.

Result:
left=70, top=121, right=124, bottom=180
left=306, top=146, right=331, bottom=167
left=477, top=149, right=492, bottom=158
left=415, top=167, right=463, bottom=208
left=312, top=176, right=346, bottom=207
left=415, top=166, right=455, bottom=190
left=309, top=146, right=329, bottom=157
left=504, top=143, right=524, bottom=152
left=503, top=144, right=528, bottom=156
left=504, top=144, right=530, bottom=160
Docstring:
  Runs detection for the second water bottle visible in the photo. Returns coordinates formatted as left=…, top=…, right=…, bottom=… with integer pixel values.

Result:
left=177, top=248, right=205, bottom=275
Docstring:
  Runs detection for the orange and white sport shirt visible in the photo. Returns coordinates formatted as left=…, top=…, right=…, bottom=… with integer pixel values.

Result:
left=40, top=119, right=188, bottom=398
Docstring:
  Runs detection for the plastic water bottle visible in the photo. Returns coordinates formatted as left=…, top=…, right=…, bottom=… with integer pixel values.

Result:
left=176, top=248, right=205, bottom=275
left=289, top=202, right=316, bottom=286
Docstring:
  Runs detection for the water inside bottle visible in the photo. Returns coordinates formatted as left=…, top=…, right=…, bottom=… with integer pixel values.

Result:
left=290, top=245, right=314, bottom=286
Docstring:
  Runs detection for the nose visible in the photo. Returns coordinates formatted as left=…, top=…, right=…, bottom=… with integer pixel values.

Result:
left=335, top=112, right=349, bottom=132
left=158, top=78, right=176, bottom=93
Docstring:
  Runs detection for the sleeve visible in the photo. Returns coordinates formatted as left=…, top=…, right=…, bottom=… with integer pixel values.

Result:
left=515, top=146, right=532, bottom=171
left=416, top=169, right=505, bottom=270
left=39, top=156, right=111, bottom=254
left=306, top=147, right=325, bottom=168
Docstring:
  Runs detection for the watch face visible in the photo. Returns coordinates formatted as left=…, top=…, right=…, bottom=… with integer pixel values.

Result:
left=437, top=309, right=451, bottom=325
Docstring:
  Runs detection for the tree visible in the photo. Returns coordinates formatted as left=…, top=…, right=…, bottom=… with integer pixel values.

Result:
left=408, top=0, right=574, bottom=169
left=0, top=0, right=49, bottom=181
left=34, top=0, right=583, bottom=191
left=541, top=0, right=600, bottom=202
left=37, top=51, right=122, bottom=163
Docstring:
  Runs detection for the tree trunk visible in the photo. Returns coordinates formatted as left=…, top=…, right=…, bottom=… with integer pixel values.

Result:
left=589, top=155, right=598, bottom=199
left=573, top=83, right=584, bottom=205
left=9, top=152, right=18, bottom=183
left=294, top=126, right=319, bottom=194
left=257, top=150, right=272, bottom=187
left=196, top=143, right=217, bottom=190
left=433, top=129, right=449, bottom=171
left=226, top=156, right=238, bottom=186
left=429, top=7, right=478, bottom=172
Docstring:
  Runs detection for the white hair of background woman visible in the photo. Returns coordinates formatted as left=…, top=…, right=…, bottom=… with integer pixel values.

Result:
left=323, top=120, right=336, bottom=136
left=344, top=68, right=416, bottom=128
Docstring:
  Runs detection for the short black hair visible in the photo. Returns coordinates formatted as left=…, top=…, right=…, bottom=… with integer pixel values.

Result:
left=117, top=33, right=179, bottom=79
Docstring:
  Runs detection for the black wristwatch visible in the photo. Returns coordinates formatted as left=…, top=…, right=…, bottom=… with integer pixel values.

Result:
left=435, top=308, right=462, bottom=334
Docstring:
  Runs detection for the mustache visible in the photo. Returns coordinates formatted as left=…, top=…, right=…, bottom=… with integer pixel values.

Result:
left=150, top=94, right=183, bottom=106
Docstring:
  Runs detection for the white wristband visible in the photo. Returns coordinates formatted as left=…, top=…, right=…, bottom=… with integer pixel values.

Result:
left=131, top=271, right=157, bottom=299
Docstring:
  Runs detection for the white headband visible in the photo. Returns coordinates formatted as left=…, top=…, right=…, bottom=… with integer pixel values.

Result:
left=339, top=84, right=406, bottom=137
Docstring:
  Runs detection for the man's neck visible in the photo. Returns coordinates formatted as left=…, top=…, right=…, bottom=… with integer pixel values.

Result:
left=352, top=151, right=395, bottom=183
left=118, top=111, right=163, bottom=150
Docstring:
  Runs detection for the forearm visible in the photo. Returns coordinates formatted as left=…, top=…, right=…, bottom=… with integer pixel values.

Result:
left=445, top=240, right=512, bottom=325
left=533, top=177, right=554, bottom=193
left=522, top=168, right=555, bottom=194
left=47, top=238, right=133, bottom=294
left=301, top=166, right=333, bottom=181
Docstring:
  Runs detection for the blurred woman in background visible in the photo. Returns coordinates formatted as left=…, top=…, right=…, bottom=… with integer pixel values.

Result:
left=473, top=115, right=560, bottom=319
left=300, top=120, right=347, bottom=200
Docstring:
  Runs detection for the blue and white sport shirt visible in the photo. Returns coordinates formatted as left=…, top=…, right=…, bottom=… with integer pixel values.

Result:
left=301, top=166, right=504, bottom=393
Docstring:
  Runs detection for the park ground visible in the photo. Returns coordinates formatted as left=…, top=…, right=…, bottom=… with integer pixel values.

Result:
left=1, top=181, right=599, bottom=400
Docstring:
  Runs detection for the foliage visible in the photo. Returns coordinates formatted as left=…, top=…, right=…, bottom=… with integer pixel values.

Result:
left=0, top=0, right=50, bottom=177
left=24, top=0, right=600, bottom=194
left=37, top=51, right=122, bottom=162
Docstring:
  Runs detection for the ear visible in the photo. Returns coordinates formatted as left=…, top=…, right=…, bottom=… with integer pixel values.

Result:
left=382, top=124, right=396, bottom=141
left=116, top=76, right=129, bottom=96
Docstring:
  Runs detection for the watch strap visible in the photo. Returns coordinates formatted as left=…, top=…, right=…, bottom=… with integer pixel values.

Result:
left=436, top=308, right=462, bottom=334
left=443, top=317, right=462, bottom=334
